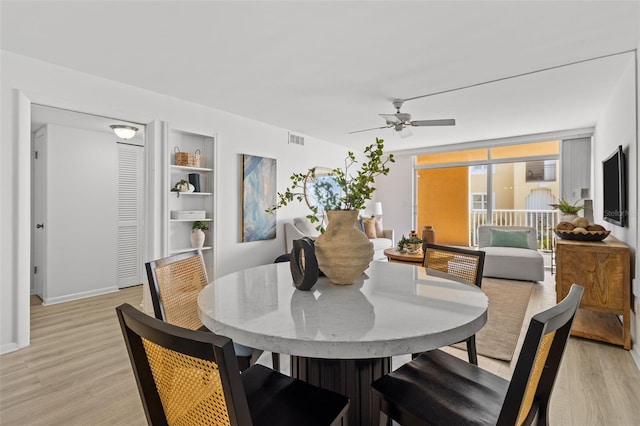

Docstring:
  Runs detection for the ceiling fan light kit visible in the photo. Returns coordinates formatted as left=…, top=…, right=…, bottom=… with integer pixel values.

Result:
left=349, top=99, right=455, bottom=135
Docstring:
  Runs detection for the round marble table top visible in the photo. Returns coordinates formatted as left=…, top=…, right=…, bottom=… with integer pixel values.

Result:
left=198, top=261, right=488, bottom=359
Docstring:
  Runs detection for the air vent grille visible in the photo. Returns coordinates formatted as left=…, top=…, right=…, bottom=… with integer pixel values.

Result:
left=288, top=133, right=305, bottom=146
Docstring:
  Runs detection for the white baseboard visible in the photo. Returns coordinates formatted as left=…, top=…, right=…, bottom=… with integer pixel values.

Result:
left=1, top=342, right=20, bottom=355
left=42, top=286, right=119, bottom=306
left=630, top=347, right=640, bottom=371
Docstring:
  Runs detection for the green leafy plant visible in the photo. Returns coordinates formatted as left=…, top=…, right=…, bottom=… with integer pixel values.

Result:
left=171, top=179, right=189, bottom=192
left=549, top=197, right=583, bottom=214
left=266, top=138, right=394, bottom=231
left=397, top=234, right=423, bottom=252
left=397, top=235, right=409, bottom=252
left=192, top=221, right=209, bottom=231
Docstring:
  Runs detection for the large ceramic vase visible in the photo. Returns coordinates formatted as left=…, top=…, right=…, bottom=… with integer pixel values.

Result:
left=314, top=210, right=374, bottom=285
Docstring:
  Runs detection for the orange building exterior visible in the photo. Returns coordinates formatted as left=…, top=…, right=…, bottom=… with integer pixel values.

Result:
left=416, top=141, right=560, bottom=246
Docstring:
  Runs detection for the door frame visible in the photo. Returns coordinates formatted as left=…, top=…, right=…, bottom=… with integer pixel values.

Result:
left=31, top=126, right=48, bottom=300
left=14, top=89, right=156, bottom=351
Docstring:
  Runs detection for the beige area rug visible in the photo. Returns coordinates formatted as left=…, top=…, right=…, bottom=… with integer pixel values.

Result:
left=454, top=278, right=534, bottom=361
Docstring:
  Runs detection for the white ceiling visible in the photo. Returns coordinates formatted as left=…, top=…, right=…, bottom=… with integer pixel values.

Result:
left=2, top=1, right=639, bottom=151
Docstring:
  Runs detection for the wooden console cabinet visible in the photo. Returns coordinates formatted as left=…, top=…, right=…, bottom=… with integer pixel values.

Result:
left=555, top=236, right=630, bottom=349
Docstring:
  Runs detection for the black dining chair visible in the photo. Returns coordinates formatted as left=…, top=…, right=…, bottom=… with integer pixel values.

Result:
left=372, top=284, right=584, bottom=426
left=116, top=303, right=349, bottom=426
left=145, top=250, right=261, bottom=371
left=421, top=243, right=485, bottom=364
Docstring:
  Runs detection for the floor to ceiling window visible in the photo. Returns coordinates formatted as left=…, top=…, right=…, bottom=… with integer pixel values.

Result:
left=416, top=140, right=560, bottom=250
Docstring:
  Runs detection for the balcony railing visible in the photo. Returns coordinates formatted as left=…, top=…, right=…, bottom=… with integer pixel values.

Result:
left=470, top=209, right=558, bottom=251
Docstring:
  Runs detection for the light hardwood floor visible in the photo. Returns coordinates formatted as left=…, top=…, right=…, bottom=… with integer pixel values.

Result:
left=1, top=272, right=639, bottom=425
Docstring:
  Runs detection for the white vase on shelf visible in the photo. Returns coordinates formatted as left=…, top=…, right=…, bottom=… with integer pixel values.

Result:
left=190, top=229, right=205, bottom=248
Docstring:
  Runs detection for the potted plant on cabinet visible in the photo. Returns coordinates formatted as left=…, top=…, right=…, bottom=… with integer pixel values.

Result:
left=267, top=138, right=394, bottom=285
left=550, top=197, right=583, bottom=222
left=191, top=221, right=208, bottom=248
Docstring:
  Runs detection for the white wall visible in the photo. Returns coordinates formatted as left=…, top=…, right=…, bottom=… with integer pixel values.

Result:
left=594, top=53, right=639, bottom=364
left=0, top=51, right=347, bottom=353
left=374, top=154, right=415, bottom=241
left=212, top=115, right=348, bottom=277
left=593, top=57, right=637, bottom=257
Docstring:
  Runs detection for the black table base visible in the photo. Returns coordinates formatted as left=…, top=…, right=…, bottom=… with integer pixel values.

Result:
left=291, top=356, right=391, bottom=426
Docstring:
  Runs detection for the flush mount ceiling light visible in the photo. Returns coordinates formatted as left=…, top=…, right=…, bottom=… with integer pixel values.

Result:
left=109, top=124, right=138, bottom=140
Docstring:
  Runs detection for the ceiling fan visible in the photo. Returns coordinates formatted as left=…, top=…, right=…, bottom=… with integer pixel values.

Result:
left=349, top=99, right=455, bottom=134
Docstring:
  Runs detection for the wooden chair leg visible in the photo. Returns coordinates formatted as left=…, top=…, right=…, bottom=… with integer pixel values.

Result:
left=466, top=335, right=478, bottom=365
left=236, top=355, right=251, bottom=372
left=272, top=352, right=280, bottom=372
left=535, top=401, right=550, bottom=426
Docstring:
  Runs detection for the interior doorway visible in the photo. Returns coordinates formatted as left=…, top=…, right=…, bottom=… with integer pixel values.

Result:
left=31, top=105, right=146, bottom=305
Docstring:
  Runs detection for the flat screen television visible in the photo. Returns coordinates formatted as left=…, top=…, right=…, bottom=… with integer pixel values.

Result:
left=602, top=145, right=627, bottom=227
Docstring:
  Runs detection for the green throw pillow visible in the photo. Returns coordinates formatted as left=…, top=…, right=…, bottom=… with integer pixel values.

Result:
left=489, top=229, right=531, bottom=249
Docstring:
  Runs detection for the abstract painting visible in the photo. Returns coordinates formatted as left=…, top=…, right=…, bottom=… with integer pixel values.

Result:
left=242, top=154, right=277, bottom=242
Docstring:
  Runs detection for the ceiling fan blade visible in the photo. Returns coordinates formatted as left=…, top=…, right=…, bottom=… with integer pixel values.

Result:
left=348, top=124, right=393, bottom=134
left=379, top=113, right=401, bottom=124
left=411, top=119, right=456, bottom=127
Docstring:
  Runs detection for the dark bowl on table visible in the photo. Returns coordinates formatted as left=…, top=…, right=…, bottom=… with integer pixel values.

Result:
left=554, top=229, right=610, bottom=242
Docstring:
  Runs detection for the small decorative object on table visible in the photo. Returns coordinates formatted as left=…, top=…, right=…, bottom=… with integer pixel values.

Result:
left=422, top=225, right=435, bottom=244
left=191, top=221, right=208, bottom=248
left=290, top=237, right=319, bottom=291
left=398, top=231, right=423, bottom=254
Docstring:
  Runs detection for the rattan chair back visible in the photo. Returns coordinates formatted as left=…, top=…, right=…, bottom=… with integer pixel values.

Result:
left=423, top=243, right=485, bottom=288
left=421, top=243, right=486, bottom=364
left=116, top=303, right=251, bottom=426
left=372, top=284, right=583, bottom=426
left=500, top=284, right=584, bottom=425
left=146, top=250, right=207, bottom=330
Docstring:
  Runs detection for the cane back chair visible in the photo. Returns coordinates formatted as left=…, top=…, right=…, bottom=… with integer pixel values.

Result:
left=116, top=303, right=349, bottom=426
left=422, top=243, right=486, bottom=364
left=372, top=284, right=584, bottom=426
left=145, top=250, right=260, bottom=371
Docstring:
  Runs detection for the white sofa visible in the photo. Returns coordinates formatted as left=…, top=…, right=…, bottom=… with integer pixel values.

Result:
left=477, top=225, right=544, bottom=282
left=284, top=217, right=394, bottom=260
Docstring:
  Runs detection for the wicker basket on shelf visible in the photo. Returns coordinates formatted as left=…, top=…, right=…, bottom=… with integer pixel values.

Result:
left=174, top=147, right=201, bottom=167
left=191, top=149, right=201, bottom=167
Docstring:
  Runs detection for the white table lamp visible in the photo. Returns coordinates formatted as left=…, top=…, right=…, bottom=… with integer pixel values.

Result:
left=374, top=202, right=383, bottom=217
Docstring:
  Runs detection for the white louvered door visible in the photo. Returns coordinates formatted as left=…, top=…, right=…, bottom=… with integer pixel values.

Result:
left=117, top=143, right=145, bottom=288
